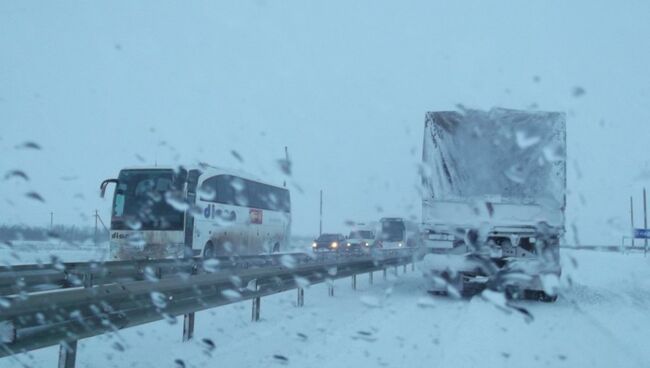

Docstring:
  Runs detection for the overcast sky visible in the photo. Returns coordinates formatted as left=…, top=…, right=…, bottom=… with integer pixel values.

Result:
left=1, top=0, right=649, bottom=243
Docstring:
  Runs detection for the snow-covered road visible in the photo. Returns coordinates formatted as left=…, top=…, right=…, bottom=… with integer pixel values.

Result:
left=4, top=249, right=650, bottom=368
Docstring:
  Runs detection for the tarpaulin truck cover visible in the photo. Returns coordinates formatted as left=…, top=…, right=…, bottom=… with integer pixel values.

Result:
left=421, top=108, right=566, bottom=232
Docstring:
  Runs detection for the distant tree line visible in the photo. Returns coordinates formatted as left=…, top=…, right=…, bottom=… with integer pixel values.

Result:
left=0, top=224, right=109, bottom=243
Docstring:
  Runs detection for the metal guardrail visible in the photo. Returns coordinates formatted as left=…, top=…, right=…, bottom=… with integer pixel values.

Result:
left=0, top=248, right=421, bottom=366
left=0, top=254, right=290, bottom=296
left=560, top=245, right=647, bottom=252
left=0, top=251, right=400, bottom=296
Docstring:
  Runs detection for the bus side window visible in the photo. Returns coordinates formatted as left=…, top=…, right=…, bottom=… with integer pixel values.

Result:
left=246, top=180, right=260, bottom=209
left=199, top=177, right=218, bottom=202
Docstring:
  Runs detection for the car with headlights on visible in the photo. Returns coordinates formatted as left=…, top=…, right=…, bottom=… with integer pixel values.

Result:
left=312, top=233, right=346, bottom=252
left=344, top=230, right=376, bottom=252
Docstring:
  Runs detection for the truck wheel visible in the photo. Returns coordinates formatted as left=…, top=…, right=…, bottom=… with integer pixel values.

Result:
left=203, top=241, right=216, bottom=259
left=524, top=290, right=558, bottom=302
left=539, top=292, right=558, bottom=303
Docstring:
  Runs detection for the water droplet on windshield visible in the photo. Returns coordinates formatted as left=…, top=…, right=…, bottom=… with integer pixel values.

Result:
left=504, top=165, right=525, bottom=184
left=294, top=276, right=310, bottom=288
left=572, top=86, right=586, bottom=97
left=416, top=297, right=436, bottom=309
left=16, top=141, right=41, bottom=150
left=165, top=191, right=190, bottom=211
left=126, top=218, right=142, bottom=230
left=515, top=131, right=541, bottom=149
left=111, top=342, right=125, bottom=352
left=198, top=184, right=216, bottom=201
left=150, top=291, right=168, bottom=309
left=50, top=255, right=65, bottom=271
left=280, top=255, right=296, bottom=269
left=202, top=338, right=216, bottom=355
left=273, top=354, right=289, bottom=364
left=144, top=266, right=159, bottom=282
left=3, top=170, right=29, bottom=181
left=203, top=258, right=220, bottom=273
left=222, top=289, right=242, bottom=301
left=543, top=143, right=565, bottom=162
left=230, top=150, right=244, bottom=163
left=0, top=297, right=11, bottom=308
left=25, top=191, right=45, bottom=202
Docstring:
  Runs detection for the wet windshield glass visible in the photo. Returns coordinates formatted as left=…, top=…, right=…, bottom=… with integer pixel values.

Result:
left=317, top=234, right=339, bottom=241
left=2, top=1, right=650, bottom=368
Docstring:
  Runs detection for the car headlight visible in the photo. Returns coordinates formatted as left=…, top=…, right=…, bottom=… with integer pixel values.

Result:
left=365, top=242, right=369, bottom=246
left=312, top=242, right=317, bottom=247
left=332, top=242, right=338, bottom=248
left=347, top=242, right=351, bottom=246
left=398, top=243, right=403, bottom=247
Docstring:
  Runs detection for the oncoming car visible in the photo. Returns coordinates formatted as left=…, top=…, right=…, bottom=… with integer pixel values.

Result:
left=345, top=229, right=375, bottom=251
left=312, top=233, right=346, bottom=252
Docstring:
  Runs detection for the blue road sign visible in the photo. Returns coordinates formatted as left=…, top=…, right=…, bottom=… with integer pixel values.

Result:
left=633, top=228, right=650, bottom=239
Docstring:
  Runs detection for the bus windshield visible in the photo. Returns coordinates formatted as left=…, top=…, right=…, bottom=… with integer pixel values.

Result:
left=111, top=169, right=185, bottom=231
left=349, top=230, right=374, bottom=239
left=380, top=221, right=405, bottom=242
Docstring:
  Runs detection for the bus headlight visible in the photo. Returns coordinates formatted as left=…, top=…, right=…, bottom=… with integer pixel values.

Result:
left=312, top=242, right=317, bottom=248
left=398, top=243, right=403, bottom=247
left=347, top=242, right=351, bottom=247
left=365, top=242, right=369, bottom=246
left=332, top=242, right=338, bottom=248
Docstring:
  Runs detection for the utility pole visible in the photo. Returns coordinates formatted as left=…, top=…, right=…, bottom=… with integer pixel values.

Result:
left=630, top=196, right=635, bottom=247
left=283, top=146, right=289, bottom=187
left=643, top=188, right=648, bottom=253
left=319, top=190, right=323, bottom=236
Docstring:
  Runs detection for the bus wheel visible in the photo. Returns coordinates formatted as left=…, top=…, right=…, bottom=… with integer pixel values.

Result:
left=204, top=241, right=216, bottom=259
left=272, top=242, right=280, bottom=253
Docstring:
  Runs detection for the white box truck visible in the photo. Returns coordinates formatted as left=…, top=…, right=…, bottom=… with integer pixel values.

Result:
left=420, top=108, right=565, bottom=301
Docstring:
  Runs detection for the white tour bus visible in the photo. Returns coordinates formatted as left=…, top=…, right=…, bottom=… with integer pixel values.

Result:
left=100, top=166, right=291, bottom=260
left=376, top=217, right=421, bottom=249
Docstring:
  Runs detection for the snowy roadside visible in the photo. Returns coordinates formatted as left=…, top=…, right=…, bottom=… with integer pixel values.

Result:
left=2, top=249, right=649, bottom=368
left=0, top=241, right=109, bottom=265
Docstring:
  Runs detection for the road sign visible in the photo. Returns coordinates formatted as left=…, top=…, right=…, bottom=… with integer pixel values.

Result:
left=633, top=228, right=650, bottom=239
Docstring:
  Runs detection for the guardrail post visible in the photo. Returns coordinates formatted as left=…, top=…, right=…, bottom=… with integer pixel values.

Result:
left=328, top=283, right=334, bottom=297
left=82, top=273, right=93, bottom=288
left=403, top=264, right=407, bottom=273
left=351, top=275, right=357, bottom=290
left=252, top=279, right=261, bottom=322
left=182, top=264, right=198, bottom=340
left=58, top=340, right=77, bottom=368
left=297, top=287, right=304, bottom=307
left=369, top=271, right=373, bottom=285
left=394, top=265, right=398, bottom=275
left=411, top=262, right=415, bottom=272
left=182, top=312, right=195, bottom=342
left=383, top=268, right=387, bottom=280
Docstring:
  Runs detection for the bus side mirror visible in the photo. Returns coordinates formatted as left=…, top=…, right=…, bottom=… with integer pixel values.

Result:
left=100, top=179, right=118, bottom=198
